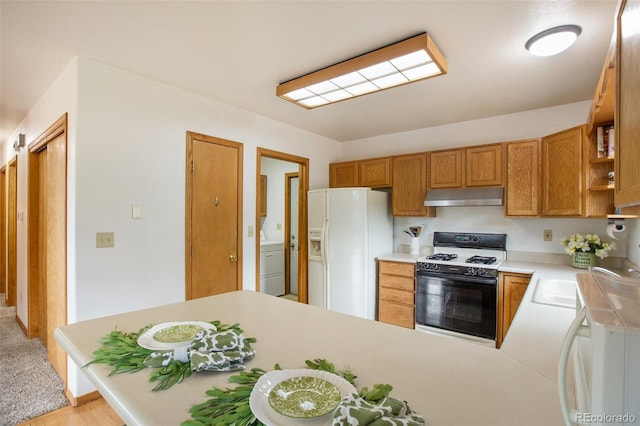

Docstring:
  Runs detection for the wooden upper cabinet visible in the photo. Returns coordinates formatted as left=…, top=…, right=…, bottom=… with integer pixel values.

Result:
left=615, top=0, right=640, bottom=211
left=329, top=157, right=391, bottom=188
left=505, top=140, right=540, bottom=217
left=359, top=157, right=392, bottom=188
left=392, top=153, right=435, bottom=217
left=466, top=144, right=504, bottom=187
left=429, top=149, right=464, bottom=189
left=329, top=161, right=359, bottom=188
left=541, top=126, right=583, bottom=216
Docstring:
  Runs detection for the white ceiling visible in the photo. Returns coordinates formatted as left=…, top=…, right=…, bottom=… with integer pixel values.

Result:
left=0, top=1, right=618, bottom=145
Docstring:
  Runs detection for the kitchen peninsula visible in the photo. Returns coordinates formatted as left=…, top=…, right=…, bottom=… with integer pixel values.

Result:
left=56, top=290, right=563, bottom=425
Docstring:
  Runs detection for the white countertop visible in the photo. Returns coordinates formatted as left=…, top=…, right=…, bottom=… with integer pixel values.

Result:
left=499, top=262, right=579, bottom=383
left=378, top=254, right=581, bottom=384
left=55, top=290, right=563, bottom=426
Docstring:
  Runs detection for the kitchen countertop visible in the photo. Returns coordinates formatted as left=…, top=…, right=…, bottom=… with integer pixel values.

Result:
left=377, top=254, right=581, bottom=384
left=55, top=290, right=563, bottom=426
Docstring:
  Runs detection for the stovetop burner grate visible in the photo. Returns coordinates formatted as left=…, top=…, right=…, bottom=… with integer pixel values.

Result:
left=424, top=253, right=458, bottom=261
left=466, top=255, right=497, bottom=265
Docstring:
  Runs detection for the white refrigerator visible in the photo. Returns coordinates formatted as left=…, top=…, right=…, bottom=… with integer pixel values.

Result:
left=307, top=188, right=393, bottom=320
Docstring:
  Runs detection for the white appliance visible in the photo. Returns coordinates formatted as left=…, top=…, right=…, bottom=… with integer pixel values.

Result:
left=558, top=272, right=640, bottom=425
left=307, top=188, right=392, bottom=320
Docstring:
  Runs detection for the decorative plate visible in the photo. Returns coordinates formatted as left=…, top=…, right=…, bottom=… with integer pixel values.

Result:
left=268, top=376, right=340, bottom=418
left=249, top=369, right=357, bottom=426
left=137, top=321, right=216, bottom=350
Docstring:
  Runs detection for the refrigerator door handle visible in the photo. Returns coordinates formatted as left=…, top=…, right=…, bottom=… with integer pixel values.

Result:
left=558, top=306, right=591, bottom=426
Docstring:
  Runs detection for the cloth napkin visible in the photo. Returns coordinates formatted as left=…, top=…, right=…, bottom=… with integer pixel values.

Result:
left=143, top=328, right=255, bottom=372
left=332, top=393, right=425, bottom=426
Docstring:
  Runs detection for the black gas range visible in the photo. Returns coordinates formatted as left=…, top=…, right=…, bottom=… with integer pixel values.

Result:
left=415, top=232, right=507, bottom=342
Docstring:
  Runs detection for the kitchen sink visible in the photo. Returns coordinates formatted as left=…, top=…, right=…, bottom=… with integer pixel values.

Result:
left=532, top=278, right=577, bottom=309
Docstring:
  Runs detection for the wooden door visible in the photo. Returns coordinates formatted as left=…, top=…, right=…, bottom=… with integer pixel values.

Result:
left=541, top=126, right=583, bottom=216
left=392, top=153, right=434, bottom=217
left=27, top=113, right=68, bottom=381
left=329, top=161, right=359, bottom=188
left=505, top=139, right=540, bottom=216
left=186, top=132, right=243, bottom=299
left=615, top=0, right=640, bottom=210
left=359, top=157, right=391, bottom=188
left=466, top=144, right=504, bottom=187
left=7, top=157, right=17, bottom=307
left=429, top=149, right=464, bottom=189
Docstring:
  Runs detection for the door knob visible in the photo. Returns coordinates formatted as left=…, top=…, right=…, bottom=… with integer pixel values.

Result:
left=229, top=255, right=238, bottom=262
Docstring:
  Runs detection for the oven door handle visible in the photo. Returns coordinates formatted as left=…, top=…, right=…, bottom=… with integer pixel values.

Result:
left=416, top=272, right=497, bottom=285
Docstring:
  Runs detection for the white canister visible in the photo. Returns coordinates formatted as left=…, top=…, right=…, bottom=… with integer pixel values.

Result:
left=410, top=237, right=420, bottom=255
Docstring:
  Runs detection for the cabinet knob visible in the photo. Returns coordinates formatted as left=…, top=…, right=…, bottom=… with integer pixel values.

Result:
left=229, top=254, right=238, bottom=262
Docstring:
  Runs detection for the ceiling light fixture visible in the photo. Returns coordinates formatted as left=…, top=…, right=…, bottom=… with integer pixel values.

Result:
left=276, top=33, right=447, bottom=109
left=525, top=25, right=582, bottom=57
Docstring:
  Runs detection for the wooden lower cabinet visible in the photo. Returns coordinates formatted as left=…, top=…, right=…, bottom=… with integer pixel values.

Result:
left=496, top=272, right=532, bottom=348
left=378, top=260, right=415, bottom=329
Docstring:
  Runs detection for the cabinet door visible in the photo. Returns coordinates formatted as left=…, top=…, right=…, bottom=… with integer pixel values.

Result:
left=429, top=149, right=464, bottom=188
left=466, top=144, right=504, bottom=187
left=359, top=157, right=391, bottom=188
left=392, top=153, right=434, bottom=216
left=541, top=126, right=583, bottom=216
left=506, top=140, right=540, bottom=216
left=329, top=161, right=359, bottom=188
left=496, top=272, right=531, bottom=348
left=615, top=0, right=640, bottom=210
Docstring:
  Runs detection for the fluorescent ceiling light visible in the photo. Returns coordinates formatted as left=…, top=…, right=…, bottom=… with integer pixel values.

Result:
left=525, top=25, right=582, bottom=57
left=277, top=33, right=447, bottom=109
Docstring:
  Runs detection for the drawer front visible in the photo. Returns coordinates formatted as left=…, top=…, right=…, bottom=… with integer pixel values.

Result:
left=379, top=275, right=414, bottom=292
left=379, top=301, right=415, bottom=329
left=379, top=261, right=415, bottom=277
left=379, top=286, right=414, bottom=304
left=260, top=250, right=284, bottom=276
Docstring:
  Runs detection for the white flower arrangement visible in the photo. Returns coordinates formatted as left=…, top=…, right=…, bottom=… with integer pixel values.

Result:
left=561, top=233, right=616, bottom=259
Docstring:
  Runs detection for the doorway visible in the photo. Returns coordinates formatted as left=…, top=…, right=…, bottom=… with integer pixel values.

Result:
left=27, top=113, right=68, bottom=381
left=285, top=173, right=299, bottom=295
left=185, top=131, right=243, bottom=299
left=0, top=165, right=5, bottom=299
left=256, top=148, right=308, bottom=303
left=7, top=157, right=17, bottom=308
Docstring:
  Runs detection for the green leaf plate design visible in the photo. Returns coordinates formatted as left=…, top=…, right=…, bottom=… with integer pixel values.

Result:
left=250, top=369, right=357, bottom=426
left=268, top=376, right=340, bottom=418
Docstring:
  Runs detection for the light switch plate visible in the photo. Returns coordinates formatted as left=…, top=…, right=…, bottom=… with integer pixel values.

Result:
left=96, top=232, right=115, bottom=248
left=132, top=204, right=142, bottom=219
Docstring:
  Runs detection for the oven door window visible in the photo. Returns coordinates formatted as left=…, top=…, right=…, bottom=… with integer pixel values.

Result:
left=417, top=275, right=496, bottom=340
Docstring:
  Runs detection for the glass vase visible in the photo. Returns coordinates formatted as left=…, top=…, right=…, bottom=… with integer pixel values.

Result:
left=572, top=252, right=596, bottom=269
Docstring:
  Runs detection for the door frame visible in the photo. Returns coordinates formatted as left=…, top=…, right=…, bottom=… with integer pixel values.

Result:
left=284, top=172, right=299, bottom=295
left=6, top=156, right=17, bottom=308
left=185, top=131, right=243, bottom=299
left=255, top=148, right=309, bottom=303
left=0, top=165, right=6, bottom=300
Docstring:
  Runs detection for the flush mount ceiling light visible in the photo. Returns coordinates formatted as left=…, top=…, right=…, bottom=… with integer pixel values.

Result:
left=525, top=25, right=582, bottom=57
left=276, top=33, right=447, bottom=109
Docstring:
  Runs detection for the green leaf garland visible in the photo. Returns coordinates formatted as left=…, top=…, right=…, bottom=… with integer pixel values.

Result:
left=84, top=320, right=254, bottom=392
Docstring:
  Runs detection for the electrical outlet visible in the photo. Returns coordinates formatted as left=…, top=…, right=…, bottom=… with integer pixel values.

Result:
left=543, top=229, right=553, bottom=242
left=96, top=232, right=115, bottom=248
left=276, top=223, right=282, bottom=230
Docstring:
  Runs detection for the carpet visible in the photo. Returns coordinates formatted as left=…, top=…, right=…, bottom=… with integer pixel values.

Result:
left=0, top=294, right=69, bottom=425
